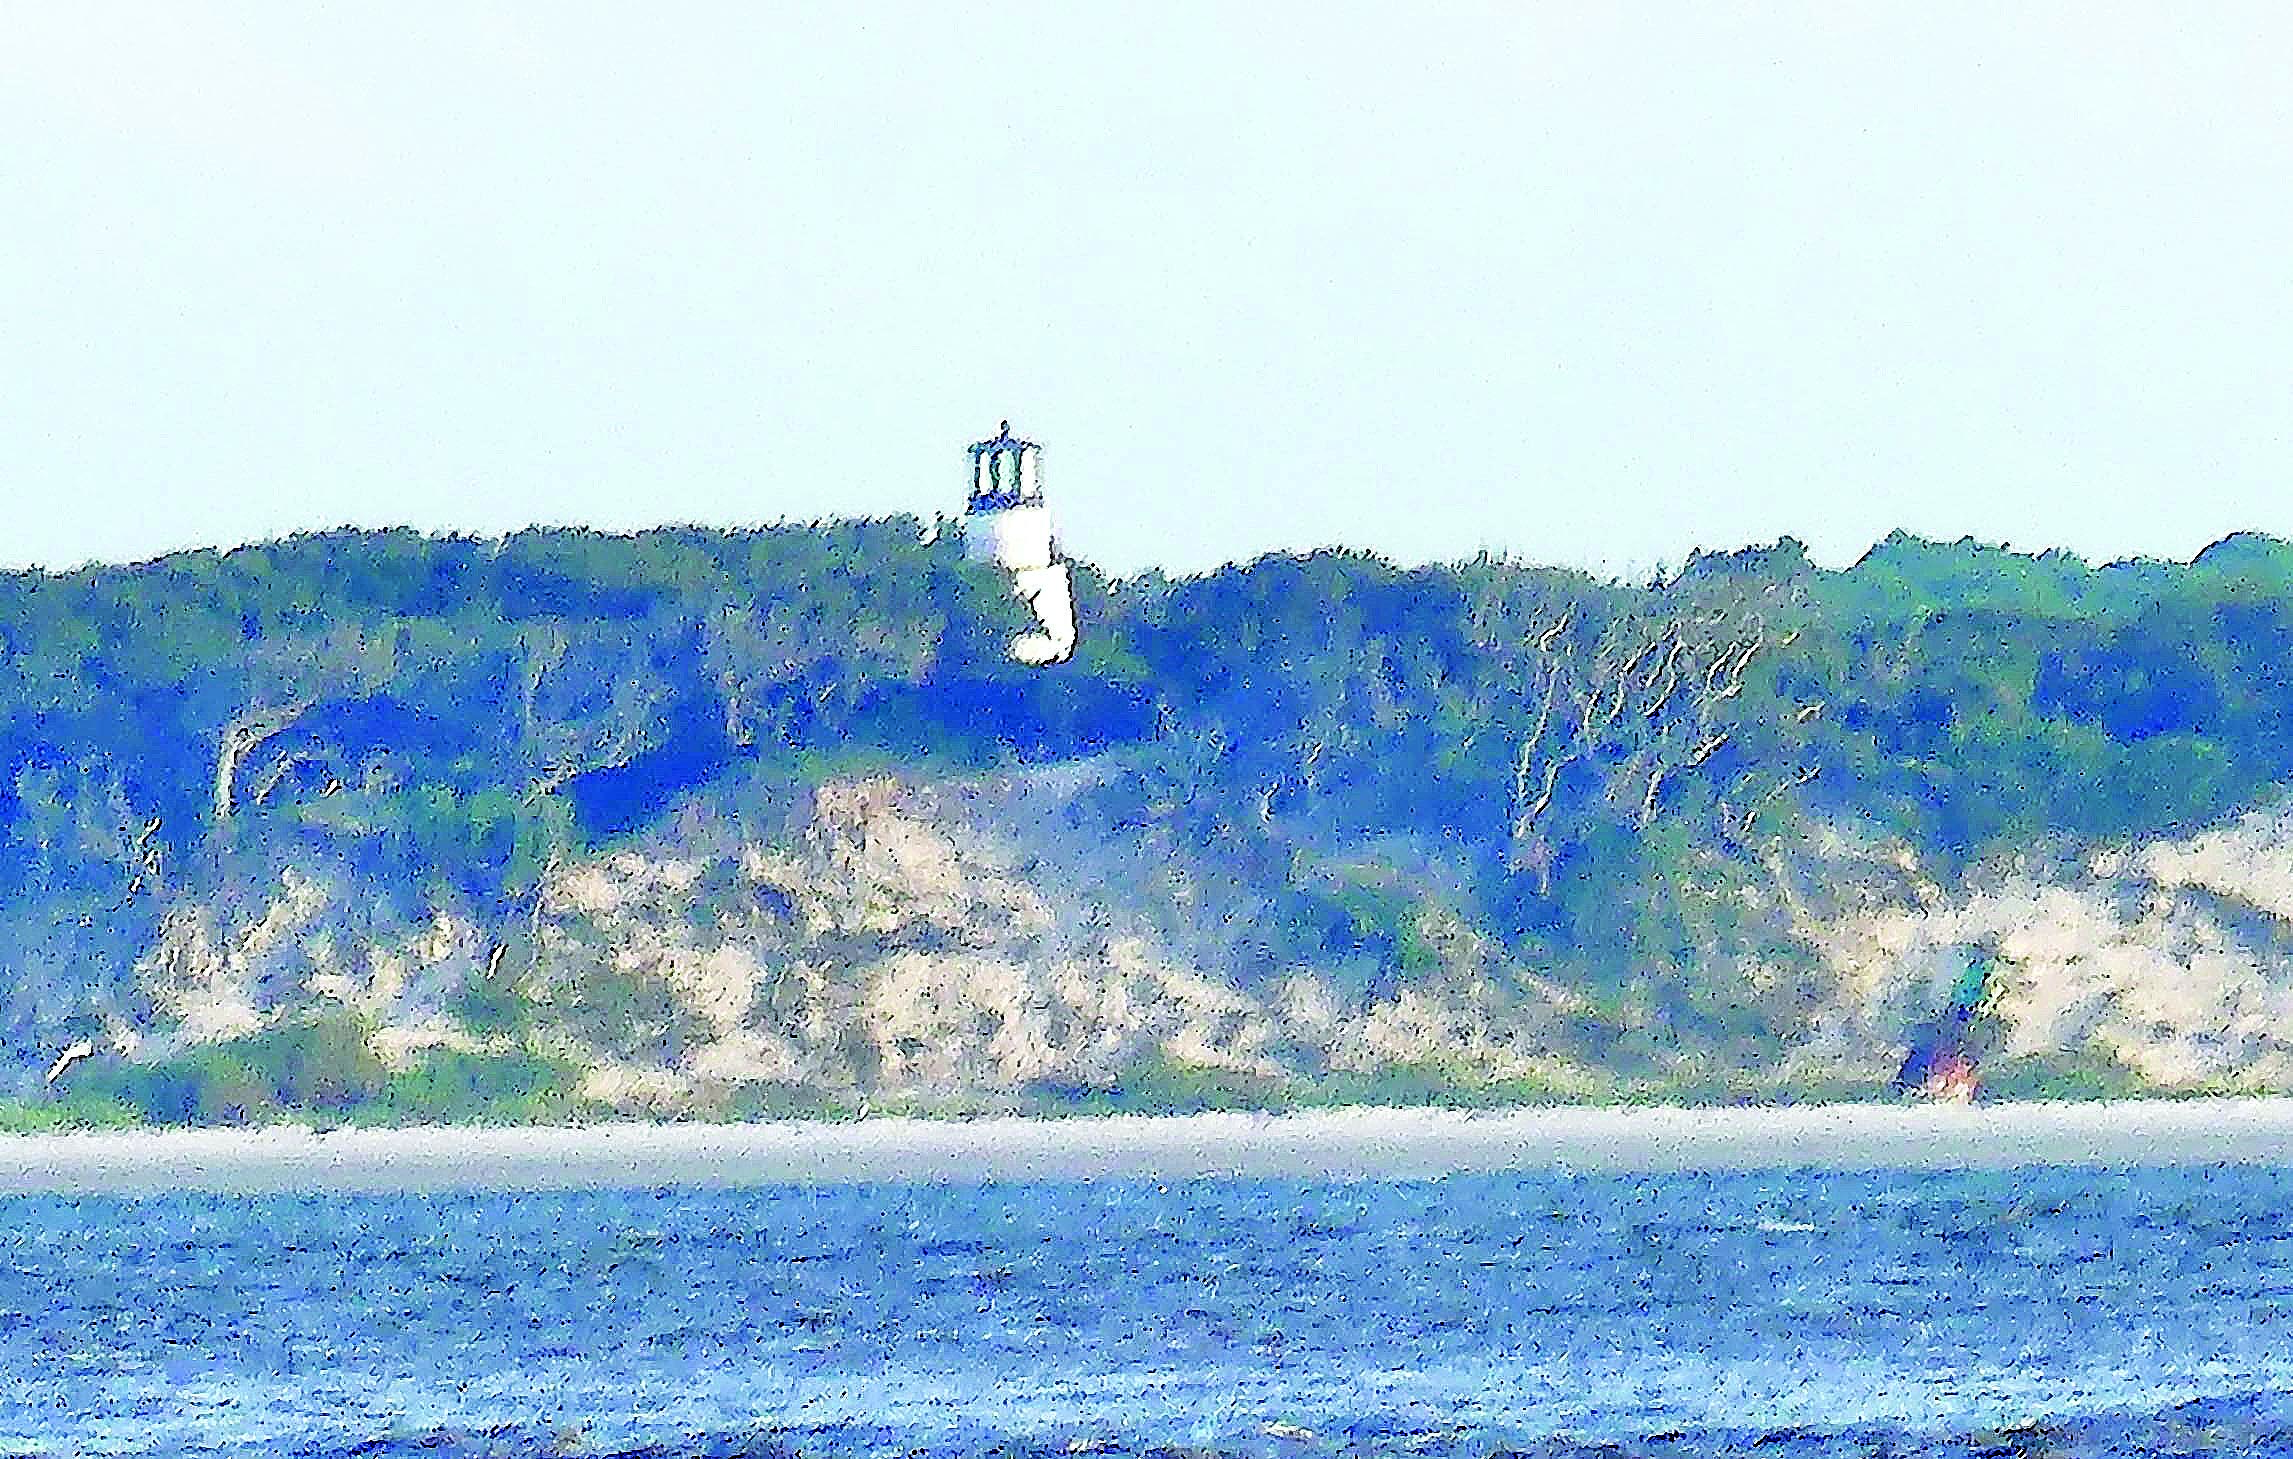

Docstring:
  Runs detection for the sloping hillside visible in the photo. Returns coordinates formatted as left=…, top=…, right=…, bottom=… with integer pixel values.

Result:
left=13, top=523, right=2293, bottom=1122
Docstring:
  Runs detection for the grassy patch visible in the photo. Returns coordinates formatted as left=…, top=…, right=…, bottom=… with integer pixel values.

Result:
left=0, top=1092, right=146, bottom=1133
left=1975, top=1050, right=2159, bottom=1102
left=1024, top=1054, right=1286, bottom=1116
left=361, top=1048, right=589, bottom=1126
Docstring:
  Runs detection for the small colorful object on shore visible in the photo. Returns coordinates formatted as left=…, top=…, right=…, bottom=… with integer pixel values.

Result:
left=1895, top=955, right=1992, bottom=1103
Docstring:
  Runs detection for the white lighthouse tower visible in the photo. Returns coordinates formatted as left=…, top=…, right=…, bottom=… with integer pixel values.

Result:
left=965, top=421, right=1077, bottom=665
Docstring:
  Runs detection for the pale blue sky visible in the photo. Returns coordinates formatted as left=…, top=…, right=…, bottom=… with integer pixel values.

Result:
left=2, top=3, right=2287, bottom=578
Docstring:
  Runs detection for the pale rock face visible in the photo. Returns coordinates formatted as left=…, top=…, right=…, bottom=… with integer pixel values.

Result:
left=105, top=774, right=1789, bottom=1104
left=139, top=868, right=334, bottom=1044
left=576, top=1061, right=693, bottom=1110
left=367, top=1020, right=490, bottom=1070
left=1334, top=973, right=1569, bottom=1082
left=141, top=910, right=261, bottom=1045
left=307, top=910, right=487, bottom=1026
left=502, top=783, right=1296, bottom=1102
left=1794, top=806, right=2293, bottom=1089
left=776, top=779, right=1053, bottom=944
left=860, top=953, right=1058, bottom=1087
left=1274, top=972, right=1344, bottom=1043
left=548, top=853, right=707, bottom=922
left=138, top=869, right=491, bottom=1058
left=2140, top=806, right=2293, bottom=922
left=849, top=937, right=1282, bottom=1091
left=685, top=1028, right=808, bottom=1087
left=1105, top=941, right=1281, bottom=1079
left=1349, top=988, right=1465, bottom=1071
left=551, top=863, right=629, bottom=920
left=124, top=770, right=2293, bottom=1109
left=674, top=944, right=765, bottom=1037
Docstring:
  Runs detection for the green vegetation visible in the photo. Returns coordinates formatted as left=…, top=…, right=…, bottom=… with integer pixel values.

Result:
left=0, top=521, right=2288, bottom=1120
left=365, top=1050, right=589, bottom=1126
left=1972, top=1050, right=2160, bottom=1104
left=0, top=1091, right=143, bottom=1132
left=52, top=1021, right=591, bottom=1128
left=1024, top=1055, right=1288, bottom=1116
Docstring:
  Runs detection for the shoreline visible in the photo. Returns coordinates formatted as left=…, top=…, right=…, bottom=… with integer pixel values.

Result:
left=7, top=1098, right=2293, bottom=1194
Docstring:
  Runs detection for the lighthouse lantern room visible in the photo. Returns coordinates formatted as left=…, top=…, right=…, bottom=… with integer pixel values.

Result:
left=964, top=421, right=1055, bottom=571
left=962, top=420, right=1076, bottom=665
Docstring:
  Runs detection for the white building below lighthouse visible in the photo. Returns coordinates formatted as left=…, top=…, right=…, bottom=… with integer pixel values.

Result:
left=964, top=421, right=1077, bottom=666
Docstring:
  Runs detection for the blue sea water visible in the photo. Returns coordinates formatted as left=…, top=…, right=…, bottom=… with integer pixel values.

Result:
left=6, top=1165, right=2293, bottom=1458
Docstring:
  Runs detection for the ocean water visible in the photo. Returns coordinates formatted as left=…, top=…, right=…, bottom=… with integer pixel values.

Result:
left=6, top=1165, right=2293, bottom=1458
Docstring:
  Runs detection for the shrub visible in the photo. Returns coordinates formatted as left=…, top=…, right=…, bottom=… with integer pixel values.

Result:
left=372, top=1049, right=584, bottom=1125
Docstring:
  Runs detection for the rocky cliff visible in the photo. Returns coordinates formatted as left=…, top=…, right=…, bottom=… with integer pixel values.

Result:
left=1801, top=805, right=2293, bottom=1092
left=96, top=770, right=2293, bottom=1115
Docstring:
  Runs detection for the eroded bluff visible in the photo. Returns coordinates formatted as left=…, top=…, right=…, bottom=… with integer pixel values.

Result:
left=119, top=777, right=2293, bottom=1111
left=128, top=777, right=1569, bottom=1110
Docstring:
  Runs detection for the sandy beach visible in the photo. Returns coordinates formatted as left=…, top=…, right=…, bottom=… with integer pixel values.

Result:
left=4, top=1098, right=2293, bottom=1195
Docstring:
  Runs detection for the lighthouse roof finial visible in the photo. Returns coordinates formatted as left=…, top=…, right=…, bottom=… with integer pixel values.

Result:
left=968, top=419, right=1038, bottom=456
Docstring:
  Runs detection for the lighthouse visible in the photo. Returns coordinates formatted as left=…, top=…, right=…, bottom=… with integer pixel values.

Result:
left=964, top=421, right=1077, bottom=665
